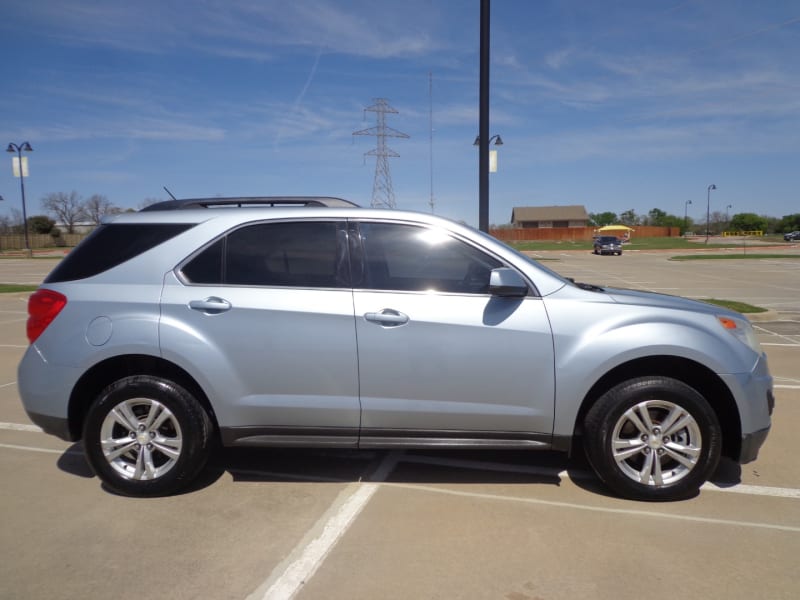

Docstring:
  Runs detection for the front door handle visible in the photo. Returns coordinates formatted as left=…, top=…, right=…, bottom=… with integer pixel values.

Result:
left=364, top=309, right=409, bottom=327
left=189, top=297, right=232, bottom=314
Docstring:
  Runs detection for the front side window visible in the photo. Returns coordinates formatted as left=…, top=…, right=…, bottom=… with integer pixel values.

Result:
left=181, top=221, right=346, bottom=288
left=356, top=222, right=502, bottom=293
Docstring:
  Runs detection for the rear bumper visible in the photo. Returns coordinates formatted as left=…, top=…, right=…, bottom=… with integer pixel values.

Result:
left=25, top=411, right=76, bottom=442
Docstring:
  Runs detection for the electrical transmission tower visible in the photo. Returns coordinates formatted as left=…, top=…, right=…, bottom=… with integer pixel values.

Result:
left=353, top=98, right=409, bottom=209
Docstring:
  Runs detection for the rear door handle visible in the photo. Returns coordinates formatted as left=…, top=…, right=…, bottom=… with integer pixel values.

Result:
left=364, top=309, right=409, bottom=326
left=189, top=297, right=232, bottom=314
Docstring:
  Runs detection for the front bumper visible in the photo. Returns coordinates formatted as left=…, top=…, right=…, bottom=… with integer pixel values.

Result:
left=740, top=426, right=770, bottom=464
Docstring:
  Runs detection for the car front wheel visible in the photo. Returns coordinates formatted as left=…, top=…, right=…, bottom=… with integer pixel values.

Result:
left=583, top=376, right=721, bottom=501
left=83, top=375, right=213, bottom=497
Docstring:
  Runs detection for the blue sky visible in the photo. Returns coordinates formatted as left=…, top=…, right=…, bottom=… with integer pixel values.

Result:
left=1, top=0, right=798, bottom=227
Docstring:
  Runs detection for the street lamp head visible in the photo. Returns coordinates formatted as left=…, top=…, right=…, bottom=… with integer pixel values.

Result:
left=708, top=184, right=717, bottom=191
left=473, top=135, right=504, bottom=146
left=6, top=142, right=33, bottom=153
left=686, top=199, right=692, bottom=205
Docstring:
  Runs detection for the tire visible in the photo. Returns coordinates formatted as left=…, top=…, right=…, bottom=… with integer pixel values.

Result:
left=83, top=375, right=213, bottom=497
left=583, top=376, right=721, bottom=501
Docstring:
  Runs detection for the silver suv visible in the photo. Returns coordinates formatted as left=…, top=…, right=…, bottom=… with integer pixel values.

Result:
left=18, top=197, right=773, bottom=500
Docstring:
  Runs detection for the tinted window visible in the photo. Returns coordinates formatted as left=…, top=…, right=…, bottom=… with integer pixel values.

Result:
left=45, top=223, right=195, bottom=283
left=358, top=222, right=502, bottom=293
left=182, top=221, right=345, bottom=288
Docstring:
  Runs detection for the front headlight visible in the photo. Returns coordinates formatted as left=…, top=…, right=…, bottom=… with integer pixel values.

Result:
left=717, top=315, right=762, bottom=354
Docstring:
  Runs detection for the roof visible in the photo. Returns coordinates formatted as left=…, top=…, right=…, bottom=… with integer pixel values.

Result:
left=511, top=205, right=589, bottom=222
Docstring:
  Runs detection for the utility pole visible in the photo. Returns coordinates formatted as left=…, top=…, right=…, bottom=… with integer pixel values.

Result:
left=353, top=98, right=409, bottom=209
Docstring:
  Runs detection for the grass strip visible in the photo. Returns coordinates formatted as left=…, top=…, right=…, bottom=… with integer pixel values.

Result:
left=699, top=298, right=767, bottom=313
left=0, top=284, right=38, bottom=293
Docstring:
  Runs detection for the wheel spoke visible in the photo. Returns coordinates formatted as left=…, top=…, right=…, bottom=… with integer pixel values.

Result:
left=152, top=436, right=182, bottom=460
left=142, top=446, right=157, bottom=479
left=101, top=437, right=138, bottom=461
left=638, top=451, right=655, bottom=484
left=622, top=406, right=649, bottom=435
left=150, top=406, right=172, bottom=431
left=663, top=412, right=694, bottom=438
left=635, top=402, right=657, bottom=431
left=658, top=405, right=683, bottom=435
left=613, top=438, right=647, bottom=461
left=664, top=443, right=701, bottom=468
left=110, top=402, right=140, bottom=431
left=133, top=447, right=146, bottom=480
left=143, top=401, right=163, bottom=430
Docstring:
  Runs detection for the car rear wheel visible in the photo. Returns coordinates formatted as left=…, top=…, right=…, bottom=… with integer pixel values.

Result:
left=83, top=375, right=213, bottom=497
left=583, top=376, right=721, bottom=501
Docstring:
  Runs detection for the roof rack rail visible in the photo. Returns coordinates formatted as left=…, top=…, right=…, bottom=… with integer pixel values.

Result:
left=140, top=196, right=359, bottom=211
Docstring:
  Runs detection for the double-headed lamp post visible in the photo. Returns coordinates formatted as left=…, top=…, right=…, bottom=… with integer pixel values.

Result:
left=705, top=184, right=716, bottom=244
left=6, top=142, right=33, bottom=256
left=473, top=134, right=503, bottom=174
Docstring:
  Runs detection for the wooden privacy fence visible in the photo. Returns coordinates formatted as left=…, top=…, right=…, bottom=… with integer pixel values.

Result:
left=0, top=233, right=89, bottom=251
left=490, top=226, right=679, bottom=241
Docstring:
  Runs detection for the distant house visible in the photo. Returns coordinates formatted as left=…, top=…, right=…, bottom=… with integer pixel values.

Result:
left=510, top=205, right=590, bottom=229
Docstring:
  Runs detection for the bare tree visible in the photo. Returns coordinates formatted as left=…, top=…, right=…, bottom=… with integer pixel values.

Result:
left=84, top=194, right=120, bottom=225
left=41, top=191, right=87, bottom=233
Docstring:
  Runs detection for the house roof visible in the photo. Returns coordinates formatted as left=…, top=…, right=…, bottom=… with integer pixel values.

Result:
left=511, top=205, right=589, bottom=223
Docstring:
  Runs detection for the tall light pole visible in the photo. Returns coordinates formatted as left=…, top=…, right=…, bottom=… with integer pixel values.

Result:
left=726, top=204, right=732, bottom=224
left=6, top=142, right=33, bottom=256
left=705, top=184, right=716, bottom=244
left=478, top=0, right=491, bottom=232
left=684, top=199, right=692, bottom=233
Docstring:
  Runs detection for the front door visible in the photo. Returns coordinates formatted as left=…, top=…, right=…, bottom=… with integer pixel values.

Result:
left=351, top=221, right=555, bottom=445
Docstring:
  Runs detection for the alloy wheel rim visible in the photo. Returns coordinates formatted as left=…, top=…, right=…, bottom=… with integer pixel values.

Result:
left=99, top=398, right=183, bottom=481
left=611, top=399, right=702, bottom=487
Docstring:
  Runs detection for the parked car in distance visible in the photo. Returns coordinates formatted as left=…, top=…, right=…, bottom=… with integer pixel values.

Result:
left=18, top=197, right=773, bottom=501
left=593, top=235, right=623, bottom=255
left=784, top=231, right=800, bottom=241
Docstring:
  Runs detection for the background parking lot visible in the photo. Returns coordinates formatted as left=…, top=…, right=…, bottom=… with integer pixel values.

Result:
left=1, top=250, right=799, bottom=599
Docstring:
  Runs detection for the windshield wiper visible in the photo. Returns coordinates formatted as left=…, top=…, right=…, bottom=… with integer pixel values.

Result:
left=567, top=277, right=605, bottom=292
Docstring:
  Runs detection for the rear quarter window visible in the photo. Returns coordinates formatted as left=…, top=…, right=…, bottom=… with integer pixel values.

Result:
left=45, top=223, right=195, bottom=283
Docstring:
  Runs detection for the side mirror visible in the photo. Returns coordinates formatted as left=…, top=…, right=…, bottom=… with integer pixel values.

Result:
left=488, top=268, right=528, bottom=297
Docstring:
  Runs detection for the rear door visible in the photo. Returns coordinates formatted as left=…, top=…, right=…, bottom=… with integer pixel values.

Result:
left=160, top=219, right=360, bottom=446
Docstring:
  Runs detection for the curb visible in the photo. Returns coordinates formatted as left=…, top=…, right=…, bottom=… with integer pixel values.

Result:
left=746, top=310, right=781, bottom=322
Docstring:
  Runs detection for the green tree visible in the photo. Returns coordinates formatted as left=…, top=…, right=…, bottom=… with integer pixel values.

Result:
left=27, top=215, right=55, bottom=234
left=619, top=209, right=638, bottom=226
left=590, top=211, right=618, bottom=226
left=647, top=208, right=668, bottom=226
left=730, top=213, right=768, bottom=232
left=777, top=213, right=800, bottom=232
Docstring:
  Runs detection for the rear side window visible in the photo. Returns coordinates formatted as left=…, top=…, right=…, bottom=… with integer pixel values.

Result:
left=181, top=221, right=347, bottom=288
left=45, top=224, right=195, bottom=283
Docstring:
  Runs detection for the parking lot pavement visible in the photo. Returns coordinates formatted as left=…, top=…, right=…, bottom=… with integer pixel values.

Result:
left=1, top=253, right=799, bottom=600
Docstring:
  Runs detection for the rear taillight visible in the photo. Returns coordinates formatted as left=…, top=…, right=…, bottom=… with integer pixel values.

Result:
left=27, top=289, right=67, bottom=344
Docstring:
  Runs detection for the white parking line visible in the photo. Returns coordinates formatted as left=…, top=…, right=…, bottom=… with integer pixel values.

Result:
left=387, top=483, right=800, bottom=533
left=247, top=451, right=402, bottom=600
left=0, top=422, right=41, bottom=432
